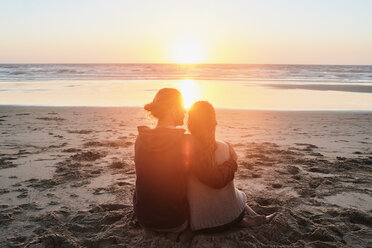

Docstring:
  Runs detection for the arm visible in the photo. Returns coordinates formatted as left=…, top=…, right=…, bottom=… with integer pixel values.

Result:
left=188, top=138, right=238, bottom=189
left=192, top=156, right=237, bottom=189
left=226, top=142, right=238, bottom=161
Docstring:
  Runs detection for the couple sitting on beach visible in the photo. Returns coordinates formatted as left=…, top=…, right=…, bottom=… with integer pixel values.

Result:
left=133, top=88, right=275, bottom=234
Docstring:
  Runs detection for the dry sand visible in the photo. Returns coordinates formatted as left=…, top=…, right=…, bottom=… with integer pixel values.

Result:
left=0, top=106, right=371, bottom=248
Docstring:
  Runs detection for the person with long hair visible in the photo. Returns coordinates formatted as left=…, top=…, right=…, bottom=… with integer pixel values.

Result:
left=187, top=101, right=276, bottom=232
left=134, top=89, right=238, bottom=233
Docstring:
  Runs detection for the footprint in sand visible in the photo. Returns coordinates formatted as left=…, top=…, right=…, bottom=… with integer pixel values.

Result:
left=272, top=183, right=282, bottom=189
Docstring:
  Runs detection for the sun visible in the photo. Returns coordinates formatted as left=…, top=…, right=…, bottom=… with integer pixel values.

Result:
left=178, top=79, right=200, bottom=108
left=172, top=38, right=204, bottom=64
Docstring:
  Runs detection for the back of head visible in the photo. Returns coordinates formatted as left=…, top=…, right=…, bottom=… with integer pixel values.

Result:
left=188, top=101, right=217, bottom=155
left=144, top=88, right=184, bottom=124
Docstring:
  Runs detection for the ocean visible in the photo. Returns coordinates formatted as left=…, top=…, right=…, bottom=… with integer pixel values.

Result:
left=0, top=64, right=371, bottom=110
left=1, top=64, right=372, bottom=82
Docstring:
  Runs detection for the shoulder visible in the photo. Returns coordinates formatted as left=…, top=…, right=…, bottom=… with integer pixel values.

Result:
left=216, top=140, right=229, bottom=152
left=214, top=140, right=231, bottom=163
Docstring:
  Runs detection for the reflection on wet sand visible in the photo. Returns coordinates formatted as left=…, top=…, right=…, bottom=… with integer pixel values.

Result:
left=1, top=79, right=372, bottom=110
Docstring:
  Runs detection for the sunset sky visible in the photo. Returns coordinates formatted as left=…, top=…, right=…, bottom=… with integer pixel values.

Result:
left=1, top=0, right=371, bottom=64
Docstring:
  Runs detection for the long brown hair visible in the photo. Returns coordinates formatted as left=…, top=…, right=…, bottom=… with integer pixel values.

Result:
left=187, top=101, right=217, bottom=166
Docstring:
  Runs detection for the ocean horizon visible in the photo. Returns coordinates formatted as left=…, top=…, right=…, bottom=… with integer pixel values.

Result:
left=1, top=64, right=371, bottom=110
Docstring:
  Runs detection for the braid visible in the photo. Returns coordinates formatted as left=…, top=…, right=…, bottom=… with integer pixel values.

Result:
left=204, top=132, right=217, bottom=168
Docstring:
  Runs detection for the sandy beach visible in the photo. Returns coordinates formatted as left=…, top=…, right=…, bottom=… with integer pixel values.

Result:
left=0, top=106, right=371, bottom=247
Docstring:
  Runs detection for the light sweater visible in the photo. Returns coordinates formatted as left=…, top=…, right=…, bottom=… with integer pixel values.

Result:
left=187, top=140, right=247, bottom=231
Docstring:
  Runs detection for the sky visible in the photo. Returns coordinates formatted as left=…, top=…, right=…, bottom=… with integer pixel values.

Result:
left=0, top=0, right=371, bottom=64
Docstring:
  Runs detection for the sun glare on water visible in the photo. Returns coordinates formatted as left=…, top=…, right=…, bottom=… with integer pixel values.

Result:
left=178, top=79, right=200, bottom=108
left=172, top=38, right=204, bottom=64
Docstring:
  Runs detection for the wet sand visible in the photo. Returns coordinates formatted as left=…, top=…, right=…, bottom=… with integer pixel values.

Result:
left=0, top=106, right=371, bottom=247
left=263, top=83, right=372, bottom=93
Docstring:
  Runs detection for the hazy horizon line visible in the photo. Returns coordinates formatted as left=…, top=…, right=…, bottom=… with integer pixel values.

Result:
left=1, top=62, right=371, bottom=66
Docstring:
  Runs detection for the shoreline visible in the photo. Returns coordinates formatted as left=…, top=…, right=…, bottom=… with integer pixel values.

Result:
left=0, top=104, right=371, bottom=112
left=1, top=77, right=372, bottom=110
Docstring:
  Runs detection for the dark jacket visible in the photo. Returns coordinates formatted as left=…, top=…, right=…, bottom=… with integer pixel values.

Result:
left=133, top=126, right=237, bottom=229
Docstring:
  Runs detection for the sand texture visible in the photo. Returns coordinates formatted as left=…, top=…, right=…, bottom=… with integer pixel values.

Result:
left=0, top=106, right=371, bottom=247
